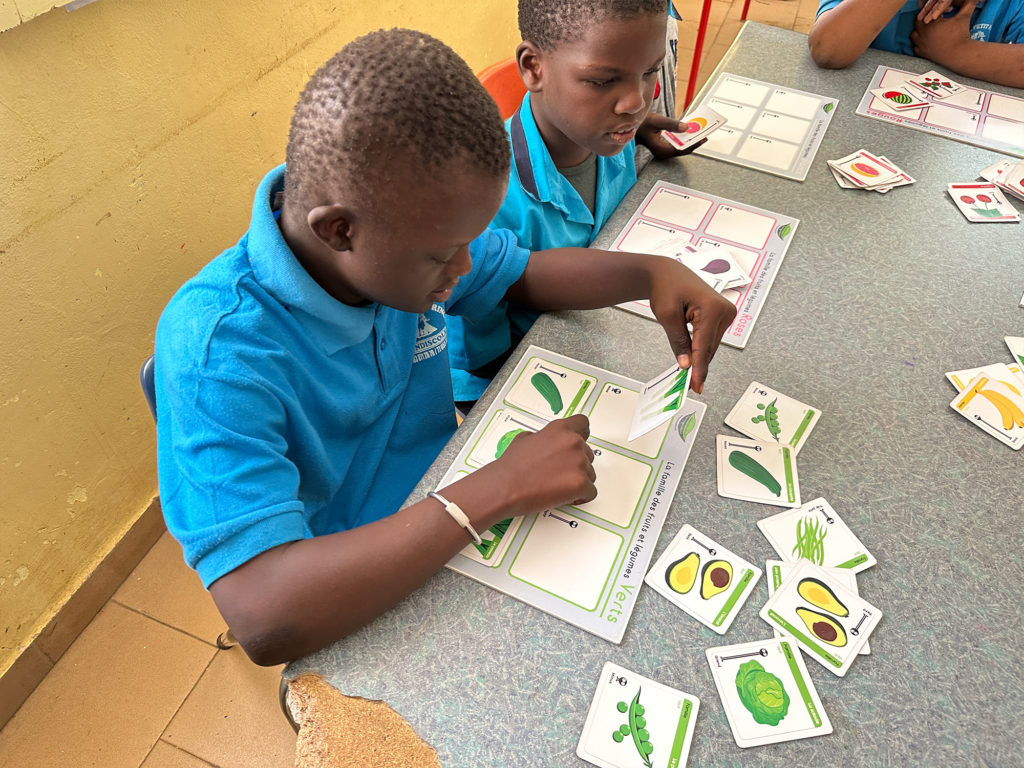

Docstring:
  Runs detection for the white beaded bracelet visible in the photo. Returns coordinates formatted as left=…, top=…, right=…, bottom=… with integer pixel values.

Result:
left=428, top=491, right=483, bottom=545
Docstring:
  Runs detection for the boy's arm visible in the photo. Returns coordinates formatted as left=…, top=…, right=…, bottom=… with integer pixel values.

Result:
left=808, top=0, right=908, bottom=68
left=208, top=415, right=596, bottom=665
left=505, top=247, right=737, bottom=394
left=911, top=0, right=1024, bottom=88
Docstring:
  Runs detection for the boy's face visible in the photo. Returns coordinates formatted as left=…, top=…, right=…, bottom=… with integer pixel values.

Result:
left=333, top=160, right=507, bottom=314
left=524, top=13, right=666, bottom=168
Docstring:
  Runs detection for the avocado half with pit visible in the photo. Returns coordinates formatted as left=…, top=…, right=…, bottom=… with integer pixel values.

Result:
left=700, top=559, right=733, bottom=600
left=797, top=577, right=849, bottom=617
left=665, top=552, right=700, bottom=594
left=796, top=606, right=848, bottom=647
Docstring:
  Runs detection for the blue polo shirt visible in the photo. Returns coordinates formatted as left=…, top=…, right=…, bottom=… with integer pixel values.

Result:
left=447, top=91, right=638, bottom=402
left=155, top=165, right=529, bottom=587
left=816, top=0, right=1024, bottom=55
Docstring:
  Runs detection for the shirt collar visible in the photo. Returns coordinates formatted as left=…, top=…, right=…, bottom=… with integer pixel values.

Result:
left=509, top=92, right=631, bottom=226
left=246, top=165, right=376, bottom=355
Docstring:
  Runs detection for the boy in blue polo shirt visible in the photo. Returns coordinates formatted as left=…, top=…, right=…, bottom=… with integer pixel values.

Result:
left=448, top=0, right=702, bottom=408
left=155, top=28, right=735, bottom=665
left=809, top=0, right=1024, bottom=88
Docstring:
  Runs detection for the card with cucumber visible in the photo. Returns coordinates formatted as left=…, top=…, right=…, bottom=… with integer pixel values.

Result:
left=715, top=435, right=801, bottom=507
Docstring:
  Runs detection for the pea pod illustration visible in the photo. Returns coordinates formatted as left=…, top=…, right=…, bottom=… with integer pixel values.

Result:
left=531, top=372, right=563, bottom=413
left=728, top=450, right=781, bottom=496
left=611, top=689, right=654, bottom=767
left=751, top=397, right=782, bottom=441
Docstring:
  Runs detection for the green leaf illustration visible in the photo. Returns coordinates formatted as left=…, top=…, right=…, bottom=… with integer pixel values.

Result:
left=776, top=223, right=791, bottom=239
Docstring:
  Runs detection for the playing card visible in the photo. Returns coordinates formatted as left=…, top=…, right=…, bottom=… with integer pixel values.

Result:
left=724, top=382, right=821, bottom=455
left=870, top=85, right=928, bottom=110
left=950, top=372, right=1024, bottom=450
left=1006, top=336, right=1024, bottom=368
left=577, top=662, right=699, bottom=768
left=945, top=361, right=1024, bottom=392
left=908, top=70, right=966, bottom=99
left=645, top=524, right=762, bottom=634
left=947, top=183, right=1020, bottom=222
left=765, top=560, right=869, bottom=654
left=994, top=158, right=1024, bottom=202
left=759, top=560, right=881, bottom=676
left=757, top=497, right=876, bottom=573
left=662, top=106, right=727, bottom=152
left=979, top=158, right=1015, bottom=183
left=676, top=245, right=750, bottom=293
left=628, top=365, right=690, bottom=441
left=716, top=435, right=800, bottom=507
left=705, top=638, right=832, bottom=747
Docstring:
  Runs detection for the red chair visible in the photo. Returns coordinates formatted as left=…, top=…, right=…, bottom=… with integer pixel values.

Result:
left=685, top=0, right=752, bottom=109
left=477, top=58, right=527, bottom=120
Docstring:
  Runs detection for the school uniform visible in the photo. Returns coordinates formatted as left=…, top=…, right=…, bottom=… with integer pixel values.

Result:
left=447, top=91, right=638, bottom=403
left=816, top=0, right=1024, bottom=54
left=155, top=165, right=529, bottom=587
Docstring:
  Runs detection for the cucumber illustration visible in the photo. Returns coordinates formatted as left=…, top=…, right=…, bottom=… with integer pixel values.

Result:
left=728, top=450, right=781, bottom=496
left=495, top=429, right=525, bottom=459
left=531, top=372, right=563, bottom=413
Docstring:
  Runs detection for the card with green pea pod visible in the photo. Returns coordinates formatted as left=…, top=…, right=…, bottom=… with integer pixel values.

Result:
left=757, top=498, right=876, bottom=574
left=725, top=381, right=821, bottom=455
left=578, top=662, right=700, bottom=768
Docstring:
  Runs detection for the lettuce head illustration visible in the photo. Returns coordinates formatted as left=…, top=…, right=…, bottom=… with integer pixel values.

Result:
left=735, top=660, right=790, bottom=726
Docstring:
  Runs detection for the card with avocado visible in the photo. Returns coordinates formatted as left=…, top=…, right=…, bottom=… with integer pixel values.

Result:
left=644, top=524, right=762, bottom=635
left=716, top=435, right=801, bottom=507
left=577, top=662, right=700, bottom=768
left=759, top=561, right=881, bottom=677
left=706, top=638, right=832, bottom=747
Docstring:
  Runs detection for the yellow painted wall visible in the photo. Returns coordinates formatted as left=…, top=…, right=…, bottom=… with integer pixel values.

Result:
left=0, top=0, right=520, bottom=678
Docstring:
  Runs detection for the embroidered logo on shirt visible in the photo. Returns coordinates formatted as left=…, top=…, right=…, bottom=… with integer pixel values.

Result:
left=413, top=303, right=448, bottom=363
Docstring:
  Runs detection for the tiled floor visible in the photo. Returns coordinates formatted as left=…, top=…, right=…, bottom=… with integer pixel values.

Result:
left=0, top=3, right=819, bottom=766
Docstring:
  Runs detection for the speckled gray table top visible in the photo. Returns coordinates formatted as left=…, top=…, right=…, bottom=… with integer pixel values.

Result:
left=289, top=23, right=1023, bottom=768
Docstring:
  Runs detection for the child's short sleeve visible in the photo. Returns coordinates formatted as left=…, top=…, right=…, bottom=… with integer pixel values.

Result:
left=446, top=227, right=529, bottom=322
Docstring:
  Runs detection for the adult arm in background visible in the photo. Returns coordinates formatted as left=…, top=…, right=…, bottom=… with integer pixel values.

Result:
left=809, top=0, right=912, bottom=69
left=911, top=0, right=1024, bottom=88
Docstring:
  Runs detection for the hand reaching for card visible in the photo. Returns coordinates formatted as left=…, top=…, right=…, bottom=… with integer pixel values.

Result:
left=489, top=414, right=598, bottom=516
left=646, top=258, right=737, bottom=394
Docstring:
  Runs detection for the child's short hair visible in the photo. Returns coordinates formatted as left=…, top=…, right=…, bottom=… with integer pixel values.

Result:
left=518, top=0, right=667, bottom=51
left=285, top=28, right=510, bottom=208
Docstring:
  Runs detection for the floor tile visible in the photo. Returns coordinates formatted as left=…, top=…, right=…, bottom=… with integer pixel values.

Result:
left=161, top=648, right=296, bottom=768
left=0, top=603, right=215, bottom=768
left=113, top=531, right=227, bottom=645
left=140, top=741, right=217, bottom=768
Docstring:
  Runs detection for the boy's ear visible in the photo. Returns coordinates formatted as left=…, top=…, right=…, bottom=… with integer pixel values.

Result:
left=516, top=41, right=545, bottom=92
left=307, top=204, right=354, bottom=252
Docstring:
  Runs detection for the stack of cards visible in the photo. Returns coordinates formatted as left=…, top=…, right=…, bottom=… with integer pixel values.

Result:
left=827, top=149, right=914, bottom=193
left=946, top=343, right=1024, bottom=450
left=989, top=157, right=1024, bottom=203
left=662, top=106, right=727, bottom=152
left=716, top=383, right=822, bottom=508
left=628, top=364, right=691, bottom=441
left=947, top=183, right=1020, bottom=223
left=577, top=663, right=699, bottom=768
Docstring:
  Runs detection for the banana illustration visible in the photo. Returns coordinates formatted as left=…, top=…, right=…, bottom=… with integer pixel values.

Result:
left=977, top=389, right=1024, bottom=431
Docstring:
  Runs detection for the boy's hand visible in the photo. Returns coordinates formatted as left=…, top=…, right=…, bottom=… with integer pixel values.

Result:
left=493, top=414, right=597, bottom=513
left=637, top=113, right=709, bottom=160
left=916, top=0, right=955, bottom=24
left=647, top=259, right=737, bottom=395
left=911, top=0, right=975, bottom=60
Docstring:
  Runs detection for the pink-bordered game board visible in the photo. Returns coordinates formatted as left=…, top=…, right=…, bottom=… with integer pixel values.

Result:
left=610, top=181, right=798, bottom=350
left=856, top=65, right=1024, bottom=158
